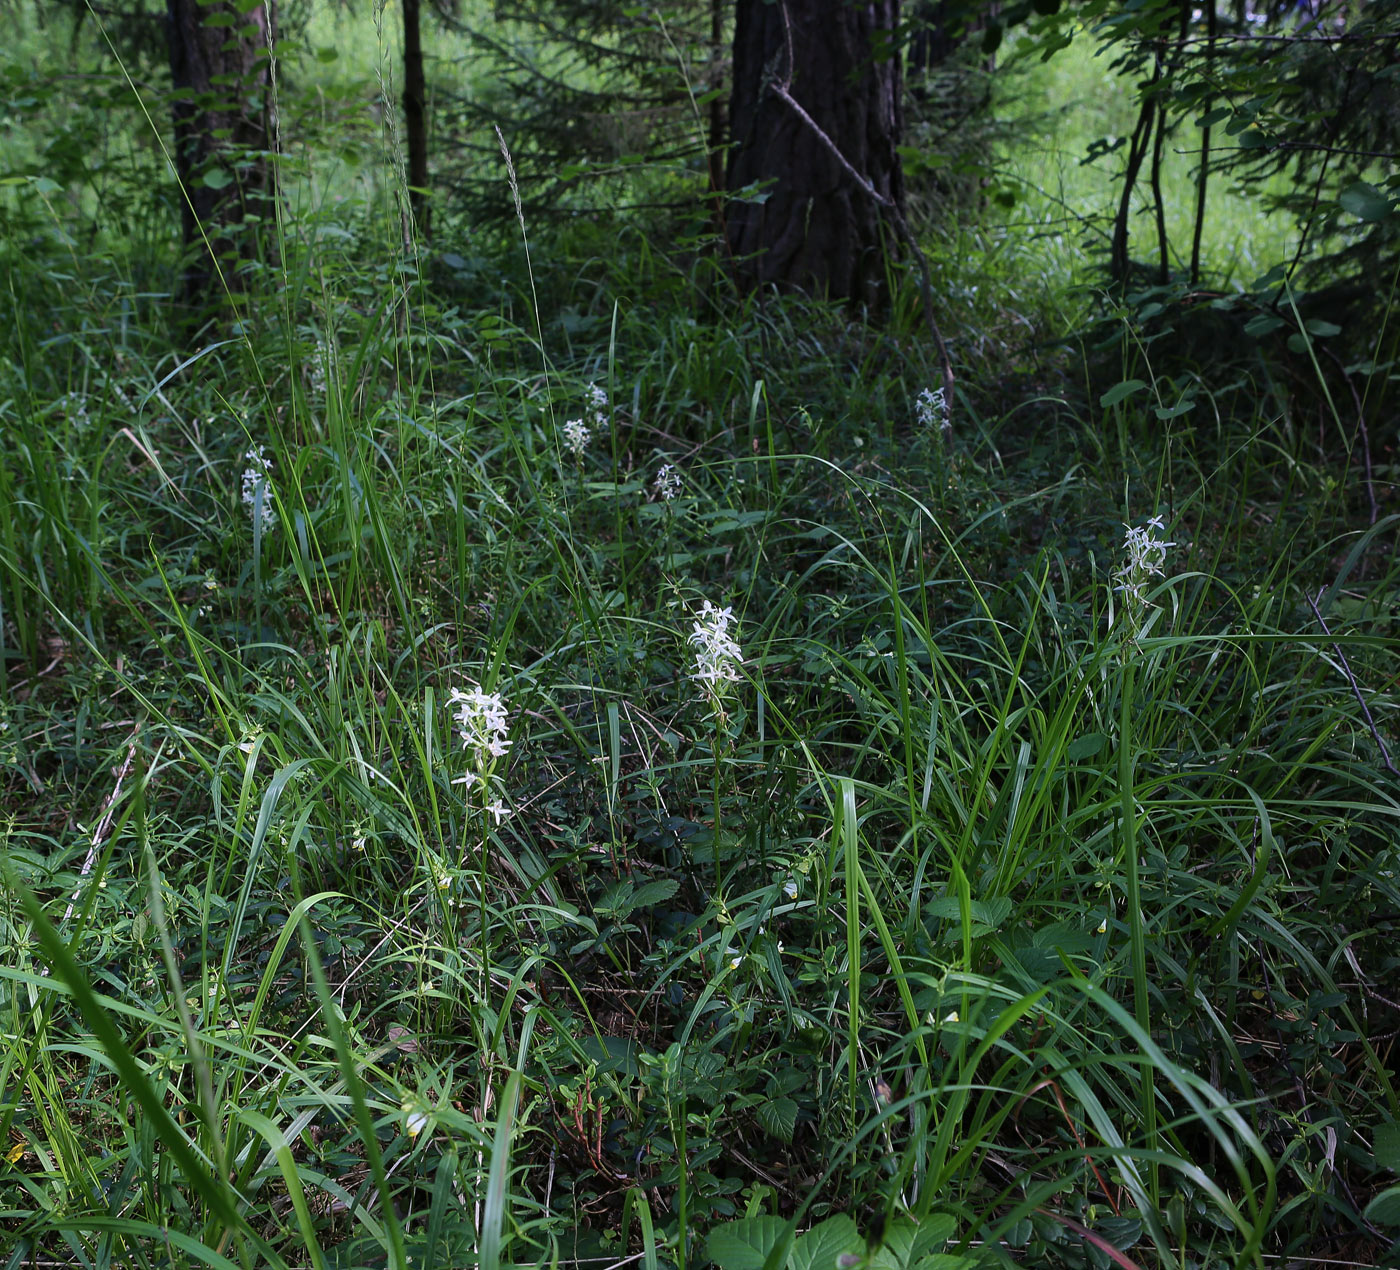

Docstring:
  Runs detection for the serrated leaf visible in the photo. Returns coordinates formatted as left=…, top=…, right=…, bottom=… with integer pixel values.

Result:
left=792, top=1215, right=863, bottom=1270
left=1100, top=379, right=1146, bottom=407
left=1340, top=180, right=1392, bottom=223
left=631, top=878, right=680, bottom=909
left=757, top=1096, right=798, bottom=1144
left=871, top=1215, right=959, bottom=1270
left=706, top=1217, right=791, bottom=1270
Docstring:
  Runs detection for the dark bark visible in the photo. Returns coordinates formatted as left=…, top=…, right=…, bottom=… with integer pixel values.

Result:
left=725, top=0, right=904, bottom=309
left=404, top=0, right=430, bottom=237
left=166, top=0, right=276, bottom=312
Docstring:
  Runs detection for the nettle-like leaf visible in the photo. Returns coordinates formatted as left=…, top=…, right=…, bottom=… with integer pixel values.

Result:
left=705, top=1216, right=790, bottom=1270
left=756, top=1095, right=797, bottom=1144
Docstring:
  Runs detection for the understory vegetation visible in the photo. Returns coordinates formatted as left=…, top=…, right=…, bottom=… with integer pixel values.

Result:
left=1, top=3, right=1398, bottom=1269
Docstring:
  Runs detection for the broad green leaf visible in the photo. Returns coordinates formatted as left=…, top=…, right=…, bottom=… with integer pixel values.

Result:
left=1340, top=180, right=1391, bottom=223
left=1067, top=732, right=1106, bottom=760
left=1375, top=1122, right=1400, bottom=1172
left=631, top=878, right=680, bottom=909
left=707, top=1217, right=791, bottom=1270
left=1100, top=379, right=1146, bottom=407
left=791, top=1215, right=863, bottom=1270
left=1363, top=1184, right=1400, bottom=1226
left=1244, top=312, right=1285, bottom=338
left=870, top=1215, right=958, bottom=1270
left=757, top=1096, right=797, bottom=1145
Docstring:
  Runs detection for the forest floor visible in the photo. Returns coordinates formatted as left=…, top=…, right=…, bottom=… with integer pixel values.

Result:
left=1, top=6, right=1398, bottom=1269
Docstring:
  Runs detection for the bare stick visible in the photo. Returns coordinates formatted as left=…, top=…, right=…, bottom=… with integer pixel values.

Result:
left=1307, top=590, right=1398, bottom=777
left=62, top=728, right=142, bottom=924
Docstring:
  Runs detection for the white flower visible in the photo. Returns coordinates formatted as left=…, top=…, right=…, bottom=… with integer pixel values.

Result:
left=404, top=1105, right=430, bottom=1137
left=448, top=686, right=511, bottom=763
left=915, top=386, right=948, bottom=433
left=1096, top=917, right=1108, bottom=934
left=653, top=463, right=682, bottom=502
left=689, top=601, right=743, bottom=690
left=562, top=417, right=590, bottom=455
left=587, top=383, right=608, bottom=428
left=1115, top=516, right=1175, bottom=607
left=943, top=1010, right=959, bottom=1024
left=725, top=946, right=743, bottom=970
left=782, top=879, right=798, bottom=900
left=485, top=799, right=510, bottom=825
left=240, top=446, right=275, bottom=532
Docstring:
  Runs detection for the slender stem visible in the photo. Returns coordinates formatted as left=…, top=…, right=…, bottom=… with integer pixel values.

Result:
left=1119, top=649, right=1158, bottom=1202
left=712, top=716, right=723, bottom=889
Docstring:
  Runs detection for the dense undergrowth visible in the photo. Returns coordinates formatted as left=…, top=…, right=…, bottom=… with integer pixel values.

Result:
left=2, top=7, right=1400, bottom=1270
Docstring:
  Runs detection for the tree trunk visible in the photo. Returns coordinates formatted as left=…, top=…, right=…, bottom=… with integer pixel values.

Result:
left=403, top=0, right=430, bottom=238
left=165, top=0, right=276, bottom=312
left=725, top=0, right=904, bottom=309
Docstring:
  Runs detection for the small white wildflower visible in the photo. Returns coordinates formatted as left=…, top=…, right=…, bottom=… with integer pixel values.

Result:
left=240, top=446, right=275, bottom=532
left=726, top=947, right=743, bottom=971
left=562, top=417, right=590, bottom=456
left=782, top=879, right=798, bottom=900
left=689, top=600, right=743, bottom=690
left=352, top=835, right=367, bottom=853
left=485, top=799, right=510, bottom=825
left=943, top=1010, right=959, bottom=1024
left=1096, top=917, right=1108, bottom=935
left=447, top=686, right=512, bottom=762
left=587, top=383, right=608, bottom=429
left=915, top=386, right=948, bottom=433
left=653, top=463, right=682, bottom=502
left=404, top=1105, right=430, bottom=1137
left=1114, top=516, right=1175, bottom=613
